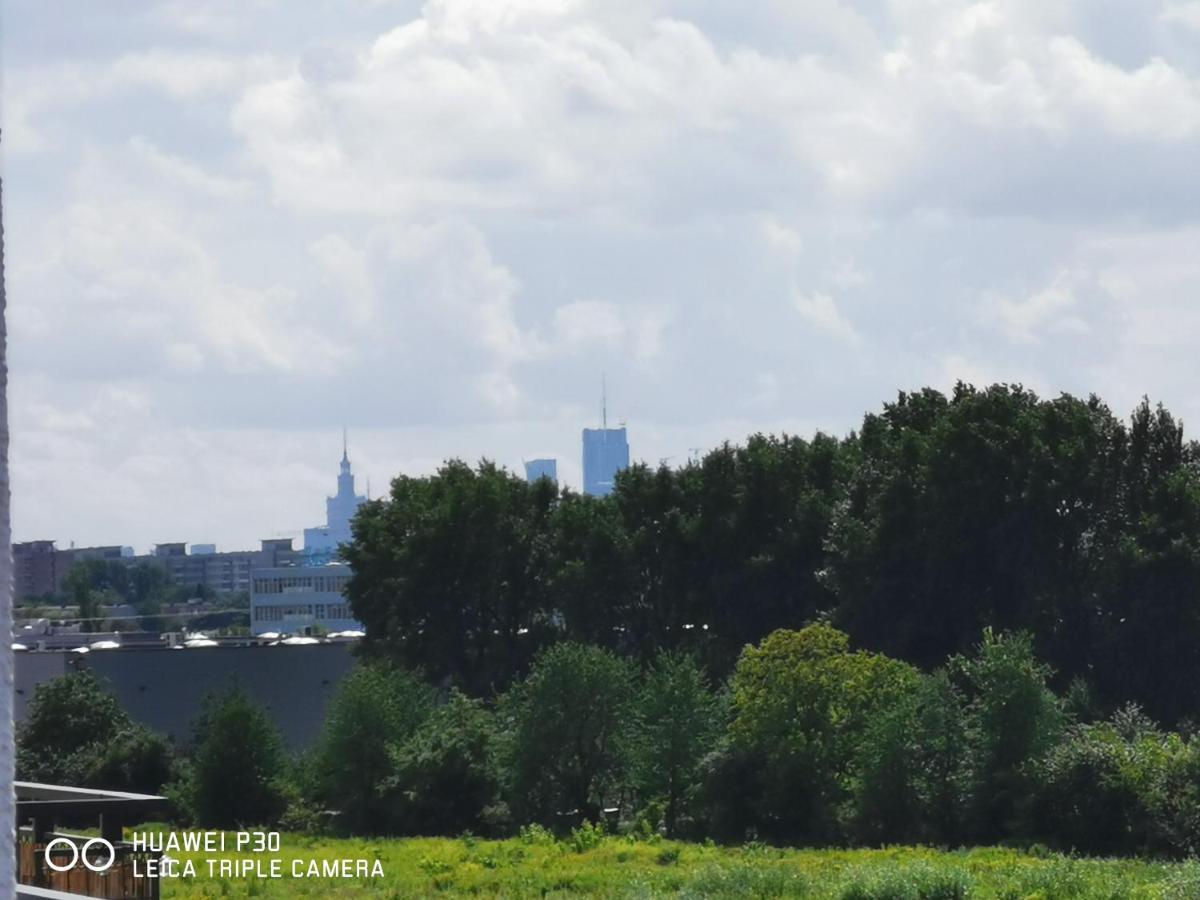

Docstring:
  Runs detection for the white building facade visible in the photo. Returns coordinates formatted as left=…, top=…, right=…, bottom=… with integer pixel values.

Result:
left=250, top=563, right=363, bottom=636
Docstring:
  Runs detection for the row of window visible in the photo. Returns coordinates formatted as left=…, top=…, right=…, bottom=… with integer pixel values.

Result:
left=252, top=575, right=350, bottom=595
left=252, top=603, right=354, bottom=622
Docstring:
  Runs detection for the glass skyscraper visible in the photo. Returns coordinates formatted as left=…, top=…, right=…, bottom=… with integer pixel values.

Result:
left=524, top=458, right=558, bottom=484
left=582, top=426, right=629, bottom=496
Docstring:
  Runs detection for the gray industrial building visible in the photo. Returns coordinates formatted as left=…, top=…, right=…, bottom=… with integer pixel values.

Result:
left=13, top=643, right=357, bottom=749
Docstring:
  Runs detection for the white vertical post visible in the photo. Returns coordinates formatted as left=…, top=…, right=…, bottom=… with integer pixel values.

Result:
left=0, top=172, right=16, bottom=896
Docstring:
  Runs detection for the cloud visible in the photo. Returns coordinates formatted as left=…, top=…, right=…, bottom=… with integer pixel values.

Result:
left=792, top=290, right=861, bottom=344
left=9, top=0, right=1200, bottom=548
left=1161, top=2, right=1200, bottom=32
left=985, top=271, right=1093, bottom=344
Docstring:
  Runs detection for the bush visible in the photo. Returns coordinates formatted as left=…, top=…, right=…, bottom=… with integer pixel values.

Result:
left=568, top=820, right=606, bottom=853
left=1034, top=704, right=1200, bottom=857
left=88, top=725, right=177, bottom=795
left=16, top=670, right=176, bottom=794
left=840, top=863, right=971, bottom=900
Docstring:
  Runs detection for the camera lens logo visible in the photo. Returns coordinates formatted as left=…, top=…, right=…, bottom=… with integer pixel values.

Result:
left=44, top=837, right=117, bottom=873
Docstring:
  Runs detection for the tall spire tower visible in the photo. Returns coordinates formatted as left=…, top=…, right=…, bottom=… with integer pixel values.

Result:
left=582, top=376, right=630, bottom=496
left=304, top=431, right=368, bottom=555
left=602, top=373, right=607, bottom=430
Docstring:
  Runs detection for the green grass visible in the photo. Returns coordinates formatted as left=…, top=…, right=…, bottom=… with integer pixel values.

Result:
left=152, top=830, right=1200, bottom=899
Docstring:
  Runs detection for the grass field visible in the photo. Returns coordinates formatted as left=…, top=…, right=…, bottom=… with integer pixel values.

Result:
left=151, top=829, right=1200, bottom=899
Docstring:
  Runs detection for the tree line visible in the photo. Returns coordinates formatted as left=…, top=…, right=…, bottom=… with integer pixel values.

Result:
left=17, top=625, right=1200, bottom=858
left=37, top=558, right=249, bottom=632
left=347, top=382, right=1200, bottom=726
left=16, top=382, right=1200, bottom=856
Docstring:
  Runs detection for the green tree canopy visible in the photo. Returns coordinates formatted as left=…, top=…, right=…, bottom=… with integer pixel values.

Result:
left=729, top=624, right=920, bottom=841
left=499, top=642, right=636, bottom=826
left=180, top=684, right=288, bottom=828
left=309, top=663, right=434, bottom=835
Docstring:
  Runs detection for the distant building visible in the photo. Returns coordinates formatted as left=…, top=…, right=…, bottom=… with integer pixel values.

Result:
left=190, top=543, right=217, bottom=556
left=304, top=435, right=367, bottom=556
left=14, top=641, right=357, bottom=749
left=582, top=382, right=630, bottom=496
left=250, top=563, right=362, bottom=636
left=12, top=541, right=59, bottom=602
left=144, top=539, right=298, bottom=594
left=524, top=458, right=558, bottom=484
left=583, top=427, right=629, bottom=496
left=12, top=541, right=125, bottom=602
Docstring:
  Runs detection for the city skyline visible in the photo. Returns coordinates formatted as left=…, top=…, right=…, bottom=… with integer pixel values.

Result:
left=8, top=1, right=1200, bottom=550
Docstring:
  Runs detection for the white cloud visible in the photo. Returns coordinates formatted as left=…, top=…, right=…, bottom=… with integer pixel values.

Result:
left=792, top=290, right=861, bottom=344
left=1161, top=1, right=1200, bottom=32
left=9, top=0, right=1200, bottom=547
left=986, top=271, right=1092, bottom=344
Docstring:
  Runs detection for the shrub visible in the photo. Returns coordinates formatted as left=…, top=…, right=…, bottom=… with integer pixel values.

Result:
left=1034, top=704, right=1200, bottom=857
left=840, top=863, right=971, bottom=900
left=568, top=819, right=606, bottom=853
left=16, top=670, right=176, bottom=794
left=88, top=725, right=177, bottom=795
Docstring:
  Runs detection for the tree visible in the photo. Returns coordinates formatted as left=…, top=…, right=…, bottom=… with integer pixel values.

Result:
left=386, top=690, right=499, bottom=835
left=16, top=670, right=175, bottom=794
left=499, top=642, right=636, bottom=826
left=852, top=669, right=970, bottom=845
left=729, top=624, right=920, bottom=842
left=629, top=650, right=722, bottom=837
left=950, top=629, right=1064, bottom=842
left=345, top=460, right=559, bottom=694
left=18, top=670, right=132, bottom=784
left=128, top=562, right=171, bottom=628
left=310, top=663, right=433, bottom=834
left=89, top=726, right=177, bottom=796
left=64, top=566, right=102, bottom=633
left=180, top=684, right=288, bottom=828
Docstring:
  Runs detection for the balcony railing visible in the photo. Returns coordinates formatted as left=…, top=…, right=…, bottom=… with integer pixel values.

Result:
left=15, top=782, right=169, bottom=900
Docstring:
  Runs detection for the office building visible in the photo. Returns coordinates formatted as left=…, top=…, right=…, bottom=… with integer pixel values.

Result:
left=304, top=433, right=367, bottom=555
left=250, top=563, right=363, bottom=636
left=12, top=541, right=125, bottom=602
left=583, top=427, right=629, bottom=495
left=582, top=382, right=630, bottom=496
left=12, top=541, right=59, bottom=602
left=524, top=458, right=558, bottom=484
left=148, top=539, right=298, bottom=594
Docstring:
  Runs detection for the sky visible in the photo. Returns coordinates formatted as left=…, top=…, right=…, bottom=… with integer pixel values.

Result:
left=5, top=0, right=1200, bottom=551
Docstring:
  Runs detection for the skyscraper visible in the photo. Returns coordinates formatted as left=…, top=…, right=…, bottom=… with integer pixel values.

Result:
left=303, top=432, right=367, bottom=555
left=582, top=382, right=629, bottom=496
left=524, top=458, right=558, bottom=484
